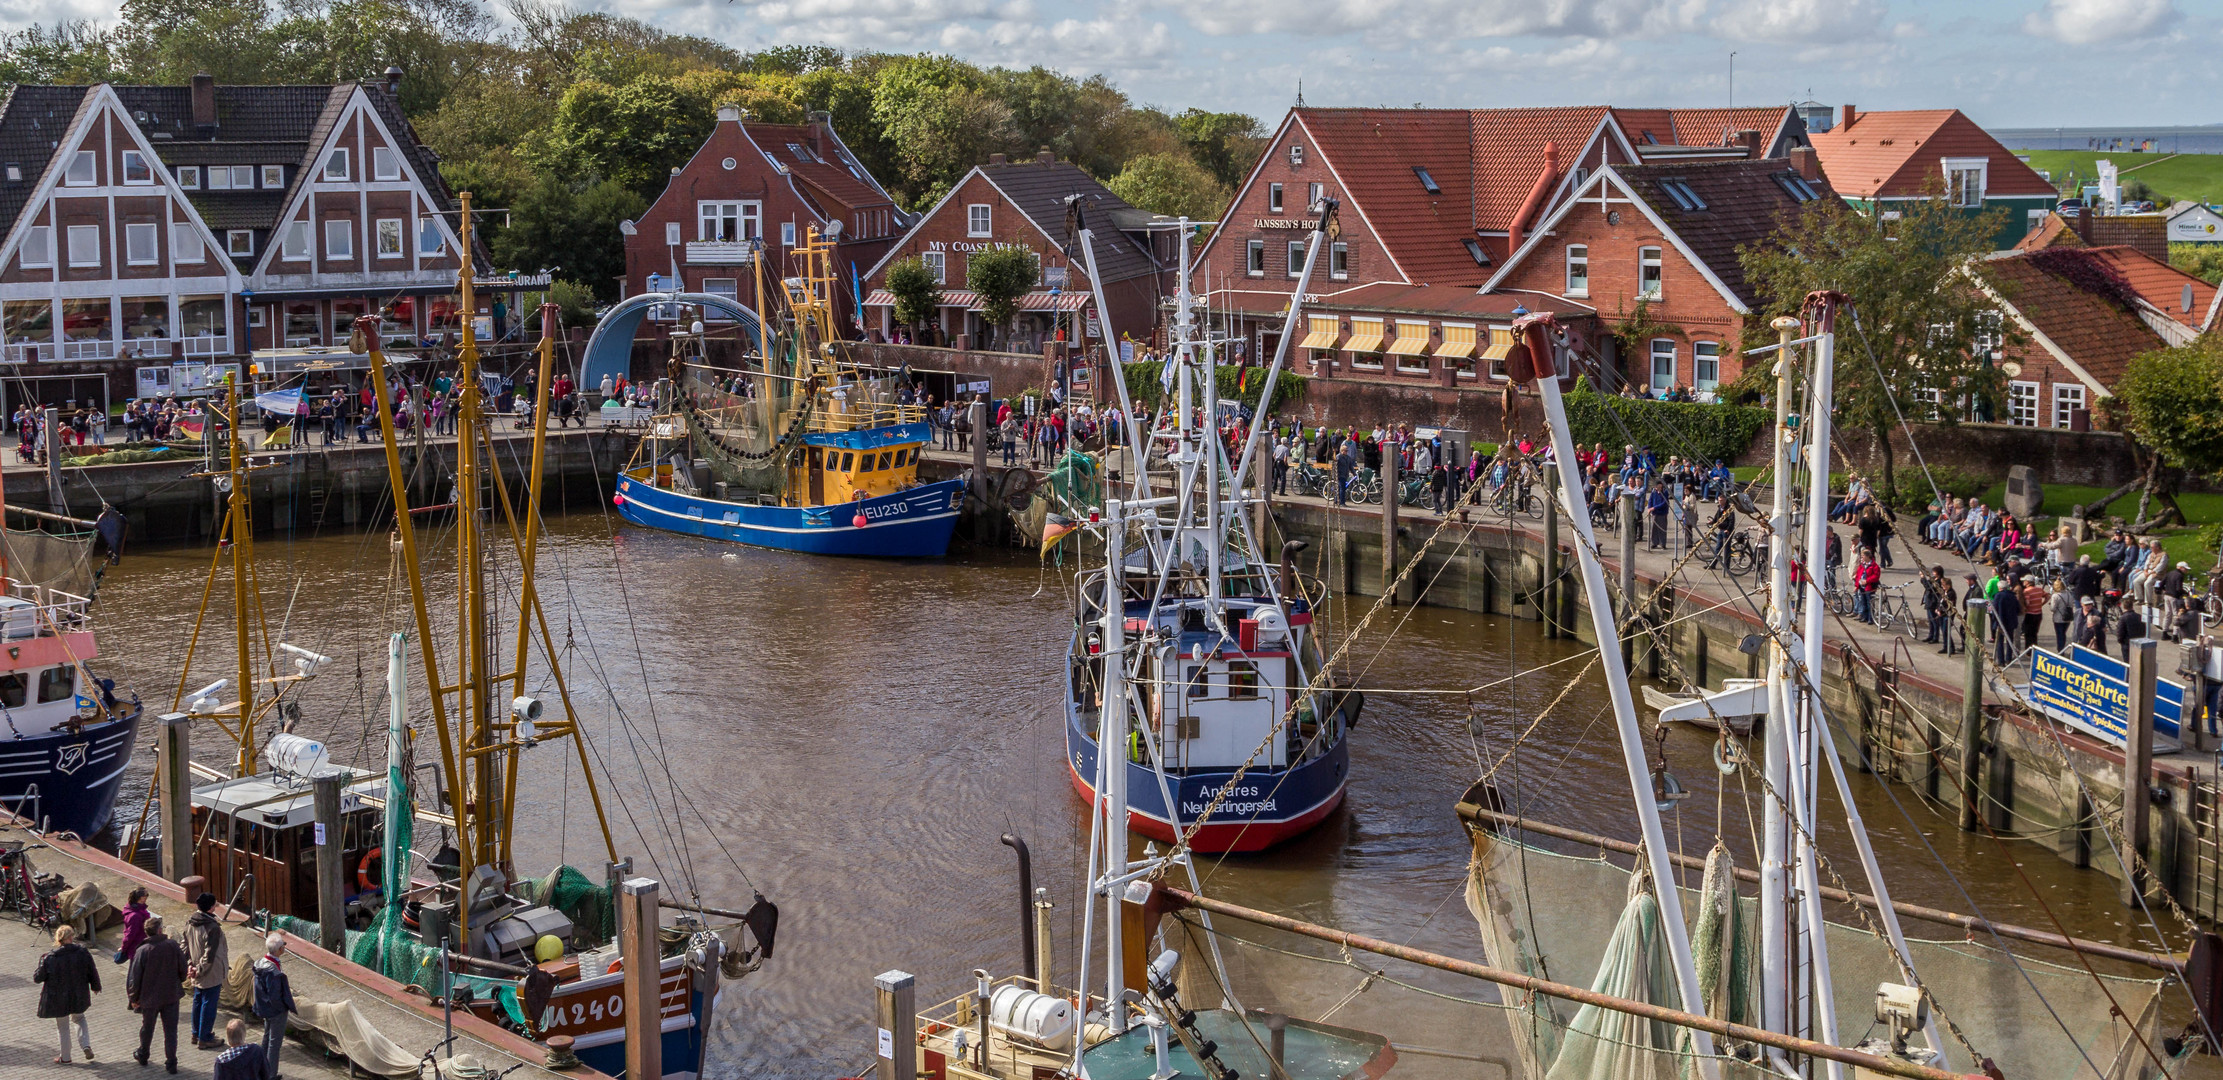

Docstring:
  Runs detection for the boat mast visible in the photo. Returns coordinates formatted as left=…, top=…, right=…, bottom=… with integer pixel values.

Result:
left=1099, top=497, right=1130, bottom=1034
left=450, top=193, right=505, bottom=878
left=225, top=378, right=256, bottom=778
left=1515, top=315, right=1721, bottom=1076
left=1760, top=316, right=1798, bottom=1046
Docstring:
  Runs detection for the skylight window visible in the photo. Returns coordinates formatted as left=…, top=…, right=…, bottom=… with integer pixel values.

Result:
left=1413, top=166, right=1441, bottom=195
left=1774, top=172, right=1821, bottom=203
left=1659, top=179, right=1707, bottom=212
left=1461, top=238, right=1490, bottom=266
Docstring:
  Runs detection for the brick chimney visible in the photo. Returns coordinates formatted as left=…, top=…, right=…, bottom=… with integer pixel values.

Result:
left=1735, top=128, right=1761, bottom=157
left=1789, top=146, right=1819, bottom=181
left=1840, top=103, right=1857, bottom=129
left=190, top=73, right=216, bottom=132
left=1036, top=149, right=1055, bottom=164
left=2075, top=205, right=2094, bottom=245
left=383, top=65, right=403, bottom=96
left=807, top=109, right=831, bottom=159
left=989, top=153, right=1007, bottom=165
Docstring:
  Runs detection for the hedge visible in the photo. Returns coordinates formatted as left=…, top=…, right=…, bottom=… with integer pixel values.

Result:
left=1559, top=378, right=1770, bottom=465
left=1120, top=360, right=1305, bottom=413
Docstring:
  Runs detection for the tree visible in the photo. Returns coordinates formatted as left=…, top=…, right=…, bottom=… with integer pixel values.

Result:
left=967, top=246, right=1036, bottom=346
left=2106, top=339, right=2223, bottom=527
left=884, top=256, right=942, bottom=333
left=1739, top=194, right=2010, bottom=503
left=1106, top=153, right=1228, bottom=223
left=536, top=75, right=715, bottom=199
left=1175, top=109, right=1265, bottom=190
left=491, top=175, right=645, bottom=301
left=0, top=22, right=121, bottom=84
left=871, top=54, right=1009, bottom=208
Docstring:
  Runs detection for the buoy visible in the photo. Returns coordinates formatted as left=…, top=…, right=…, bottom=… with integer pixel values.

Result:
left=535, top=934, right=564, bottom=963
left=613, top=494, right=626, bottom=506
left=853, top=513, right=869, bottom=528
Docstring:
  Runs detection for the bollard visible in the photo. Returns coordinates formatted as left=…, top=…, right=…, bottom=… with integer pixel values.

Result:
left=156, top=713, right=193, bottom=883
left=875, top=970, right=917, bottom=1080
left=312, top=774, right=345, bottom=953
left=1958, top=596, right=1987, bottom=832
left=2123, top=639, right=2157, bottom=907
left=621, top=877, right=663, bottom=1080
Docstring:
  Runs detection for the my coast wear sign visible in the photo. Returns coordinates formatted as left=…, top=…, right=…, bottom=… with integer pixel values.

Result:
left=2027, top=644, right=2184, bottom=747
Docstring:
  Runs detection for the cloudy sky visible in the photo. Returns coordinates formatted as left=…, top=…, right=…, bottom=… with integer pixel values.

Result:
left=595, top=0, right=2219, bottom=129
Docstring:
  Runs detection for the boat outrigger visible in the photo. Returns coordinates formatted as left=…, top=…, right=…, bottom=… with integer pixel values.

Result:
left=613, top=225, right=965, bottom=558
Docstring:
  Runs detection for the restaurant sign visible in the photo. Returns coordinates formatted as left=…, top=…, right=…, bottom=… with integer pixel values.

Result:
left=2026, top=644, right=2182, bottom=747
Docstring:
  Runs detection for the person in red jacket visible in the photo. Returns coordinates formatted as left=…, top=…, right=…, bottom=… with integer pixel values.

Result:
left=1852, top=548, right=1882, bottom=623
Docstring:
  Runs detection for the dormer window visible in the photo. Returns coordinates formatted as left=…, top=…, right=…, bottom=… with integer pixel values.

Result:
left=1413, top=166, right=1440, bottom=195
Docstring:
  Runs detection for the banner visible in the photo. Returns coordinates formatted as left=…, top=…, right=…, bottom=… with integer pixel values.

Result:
left=2026, top=644, right=2182, bottom=747
left=254, top=388, right=303, bottom=416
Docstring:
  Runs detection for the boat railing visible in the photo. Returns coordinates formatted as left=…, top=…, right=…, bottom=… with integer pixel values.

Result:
left=807, top=400, right=927, bottom=433
left=7, top=583, right=92, bottom=634
left=917, top=973, right=1089, bottom=1071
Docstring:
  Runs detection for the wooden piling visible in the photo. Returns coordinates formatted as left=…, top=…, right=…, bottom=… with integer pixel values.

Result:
left=1959, top=597, right=1987, bottom=832
left=621, top=876, right=664, bottom=1080
left=156, top=713, right=193, bottom=883
left=2124, top=638, right=2157, bottom=907
left=313, top=773, right=345, bottom=953
left=875, top=969, right=917, bottom=1080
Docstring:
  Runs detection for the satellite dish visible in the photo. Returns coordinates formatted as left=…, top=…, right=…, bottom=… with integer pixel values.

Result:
left=822, top=219, right=843, bottom=240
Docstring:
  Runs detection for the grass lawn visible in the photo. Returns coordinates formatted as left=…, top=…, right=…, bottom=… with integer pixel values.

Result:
left=2010, top=149, right=2223, bottom=205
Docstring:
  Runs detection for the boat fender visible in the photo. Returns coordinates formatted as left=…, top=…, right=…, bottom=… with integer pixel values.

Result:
left=357, top=849, right=381, bottom=893
left=853, top=513, right=869, bottom=529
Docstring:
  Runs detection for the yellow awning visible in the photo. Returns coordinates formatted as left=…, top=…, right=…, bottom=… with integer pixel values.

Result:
left=1297, top=315, right=1341, bottom=350
left=1385, top=321, right=1432, bottom=357
left=1343, top=318, right=1385, bottom=354
left=1479, top=326, right=1516, bottom=361
left=1436, top=324, right=1477, bottom=359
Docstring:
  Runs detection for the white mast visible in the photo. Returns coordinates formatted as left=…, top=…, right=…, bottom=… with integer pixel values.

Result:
left=1099, top=498, right=1131, bottom=1034
left=1519, top=316, right=1720, bottom=1077
left=1760, top=317, right=1799, bottom=1047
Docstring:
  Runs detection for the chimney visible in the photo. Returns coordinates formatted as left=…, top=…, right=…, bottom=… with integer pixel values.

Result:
left=1507, top=141, right=1560, bottom=238
left=807, top=109, right=831, bottom=158
left=1789, top=146, right=1819, bottom=181
left=989, top=153, right=1007, bottom=165
left=383, top=65, right=403, bottom=96
left=1840, top=103, right=1857, bottom=130
left=716, top=104, right=743, bottom=124
left=1736, top=129, right=1761, bottom=157
left=1036, top=149, right=1055, bottom=165
left=2075, top=205, right=2094, bottom=245
left=190, top=73, right=215, bottom=132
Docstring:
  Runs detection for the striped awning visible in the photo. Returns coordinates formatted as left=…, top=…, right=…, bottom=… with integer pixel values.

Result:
left=1385, top=320, right=1432, bottom=357
left=1343, top=317, right=1385, bottom=354
left=864, top=289, right=897, bottom=307
left=1436, top=324, right=1478, bottom=359
left=864, top=288, right=977, bottom=309
left=1019, top=292, right=1089, bottom=312
left=1480, top=326, right=1517, bottom=361
left=1297, top=315, right=1340, bottom=349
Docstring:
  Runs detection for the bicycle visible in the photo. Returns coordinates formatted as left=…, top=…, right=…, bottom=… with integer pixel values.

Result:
left=1702, top=529, right=1760, bottom=578
left=1876, top=583, right=1918, bottom=633
left=0, top=840, right=57, bottom=927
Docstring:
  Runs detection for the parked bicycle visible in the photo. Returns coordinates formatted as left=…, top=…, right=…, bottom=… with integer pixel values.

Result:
left=1701, top=529, right=1761, bottom=578
left=1876, top=583, right=1918, bottom=633
left=0, top=840, right=57, bottom=928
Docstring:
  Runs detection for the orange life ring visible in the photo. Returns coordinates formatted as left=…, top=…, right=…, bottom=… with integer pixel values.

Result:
left=356, top=849, right=381, bottom=893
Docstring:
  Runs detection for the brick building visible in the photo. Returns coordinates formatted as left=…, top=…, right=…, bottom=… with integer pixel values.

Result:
left=861, top=153, right=1168, bottom=352
left=0, top=72, right=522, bottom=409
left=1192, top=104, right=1805, bottom=371
left=1808, top=106, right=2058, bottom=250
left=620, top=105, right=902, bottom=332
left=1483, top=155, right=1843, bottom=395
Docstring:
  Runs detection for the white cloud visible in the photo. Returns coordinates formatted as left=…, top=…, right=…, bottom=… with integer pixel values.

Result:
left=1708, top=0, right=1888, bottom=43
left=1168, top=0, right=1703, bottom=41
left=2021, top=0, right=2176, bottom=43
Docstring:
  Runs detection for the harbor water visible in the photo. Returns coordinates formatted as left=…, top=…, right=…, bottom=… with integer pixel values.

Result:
left=88, top=511, right=2167, bottom=1078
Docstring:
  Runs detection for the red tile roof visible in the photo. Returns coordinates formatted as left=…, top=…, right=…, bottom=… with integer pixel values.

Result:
left=745, top=122, right=893, bottom=213
left=1294, top=109, right=1481, bottom=285
left=1610, top=107, right=1787, bottom=149
left=1612, top=160, right=1845, bottom=309
left=1808, top=109, right=2055, bottom=199
left=1469, top=106, right=1611, bottom=235
left=2015, top=212, right=2080, bottom=251
left=1978, top=250, right=2167, bottom=389
left=2082, top=245, right=2219, bottom=332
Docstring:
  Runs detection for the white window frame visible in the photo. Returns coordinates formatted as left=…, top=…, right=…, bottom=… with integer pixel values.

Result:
left=123, top=222, right=159, bottom=265
left=1393, top=320, right=1432, bottom=375
left=171, top=223, right=203, bottom=264
left=64, top=151, right=95, bottom=186
left=1268, top=182, right=1283, bottom=214
left=1648, top=338, right=1676, bottom=391
left=376, top=218, right=404, bottom=258
left=781, top=221, right=798, bottom=247
left=322, top=148, right=349, bottom=182
left=1346, top=319, right=1384, bottom=371
left=1942, top=157, right=1987, bottom=209
left=2007, top=380, right=2040, bottom=427
left=66, top=224, right=100, bottom=267
left=1638, top=246, right=1663, bottom=299
left=120, top=150, right=153, bottom=185
left=917, top=250, right=945, bottom=285
left=967, top=204, right=992, bottom=238
left=280, top=221, right=311, bottom=262
left=259, top=165, right=281, bottom=188
left=1565, top=244, right=1589, bottom=297
left=372, top=146, right=400, bottom=182
left=207, top=166, right=231, bottom=191
left=226, top=230, right=253, bottom=257
left=1329, top=241, right=1349, bottom=280
left=697, top=200, right=759, bottom=242
left=1285, top=240, right=1304, bottom=279
left=2052, top=383, right=2085, bottom=429
left=324, top=219, right=354, bottom=260
left=177, top=165, right=200, bottom=189
left=20, top=225, right=51, bottom=269
left=1246, top=239, right=1264, bottom=277
left=1308, top=182, right=1324, bottom=209
left=419, top=217, right=445, bottom=255
left=1694, top=341, right=1720, bottom=390
left=664, top=221, right=681, bottom=246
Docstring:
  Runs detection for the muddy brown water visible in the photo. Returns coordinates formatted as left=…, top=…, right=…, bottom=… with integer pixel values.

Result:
left=82, top=512, right=2183, bottom=1077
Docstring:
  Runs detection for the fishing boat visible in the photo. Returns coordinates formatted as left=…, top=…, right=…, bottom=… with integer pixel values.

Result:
left=173, top=193, right=775, bottom=1080
left=613, top=225, right=964, bottom=558
left=1062, top=206, right=1360, bottom=854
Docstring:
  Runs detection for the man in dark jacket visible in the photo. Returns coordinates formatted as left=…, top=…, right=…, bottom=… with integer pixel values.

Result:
left=252, top=934, right=297, bottom=1079
left=212, top=1019, right=266, bottom=1080
left=1990, top=575, right=2024, bottom=666
left=127, top=913, right=188, bottom=1072
left=2120, top=603, right=2148, bottom=661
left=35, top=922, right=100, bottom=1064
left=184, top=892, right=228, bottom=1049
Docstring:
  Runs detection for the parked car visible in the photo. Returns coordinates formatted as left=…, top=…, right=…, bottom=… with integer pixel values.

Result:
left=2056, top=198, right=2085, bottom=214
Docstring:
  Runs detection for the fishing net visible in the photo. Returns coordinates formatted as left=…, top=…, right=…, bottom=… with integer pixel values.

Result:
left=0, top=525, right=101, bottom=597
left=512, top=864, right=614, bottom=949
left=1018, top=450, right=1104, bottom=546
left=1465, top=831, right=2167, bottom=1080
left=679, top=368, right=803, bottom=494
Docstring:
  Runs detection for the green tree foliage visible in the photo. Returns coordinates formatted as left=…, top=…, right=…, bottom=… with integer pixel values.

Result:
left=1739, top=195, right=2009, bottom=502
left=966, top=245, right=1036, bottom=341
left=872, top=55, right=1010, bottom=209
left=489, top=175, right=644, bottom=300
left=2114, top=339, right=2223, bottom=476
left=1175, top=109, right=1265, bottom=190
left=1106, top=153, right=1228, bottom=223
left=1560, top=378, right=1770, bottom=466
left=884, top=256, right=942, bottom=330
left=1119, top=359, right=1305, bottom=410
left=0, top=23, right=121, bottom=84
left=2170, top=242, right=2223, bottom=285
left=545, top=280, right=600, bottom=328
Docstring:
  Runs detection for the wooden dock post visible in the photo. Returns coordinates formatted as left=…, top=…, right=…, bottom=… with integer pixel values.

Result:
left=1618, top=490, right=1638, bottom=667
left=43, top=405, right=63, bottom=508
left=2124, top=638, right=2157, bottom=907
left=969, top=401, right=992, bottom=543
left=621, top=876, right=663, bottom=1080
left=312, top=773, right=345, bottom=953
left=1542, top=486, right=1560, bottom=639
left=1958, top=597, right=1987, bottom=832
left=155, top=713, right=193, bottom=883
left=1382, top=450, right=1400, bottom=605
left=875, top=969, right=917, bottom=1080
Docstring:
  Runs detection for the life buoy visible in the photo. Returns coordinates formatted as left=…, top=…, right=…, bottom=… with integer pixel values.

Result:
left=357, top=849, right=381, bottom=893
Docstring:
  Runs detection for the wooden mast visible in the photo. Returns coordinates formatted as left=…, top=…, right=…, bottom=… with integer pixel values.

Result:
left=225, top=378, right=254, bottom=778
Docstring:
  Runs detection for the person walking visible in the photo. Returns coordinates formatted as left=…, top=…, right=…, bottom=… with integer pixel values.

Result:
left=1334, top=440, right=1355, bottom=507
left=184, top=891, right=227, bottom=1049
left=36, top=922, right=100, bottom=1064
left=213, top=1019, right=266, bottom=1080
left=2019, top=576, right=2047, bottom=653
left=1922, top=567, right=1956, bottom=651
left=128, top=913, right=188, bottom=1073
left=2119, top=601, right=2147, bottom=661
left=118, top=886, right=151, bottom=964
left=1989, top=574, right=2023, bottom=666
left=251, top=934, right=296, bottom=1078
left=2049, top=579, right=2076, bottom=652
left=2071, top=595, right=2103, bottom=648
left=1646, top=482, right=1669, bottom=550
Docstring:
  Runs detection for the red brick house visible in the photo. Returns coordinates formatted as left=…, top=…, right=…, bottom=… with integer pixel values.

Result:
left=860, top=152, right=1168, bottom=352
left=1807, top=106, right=2058, bottom=250
left=621, top=105, right=902, bottom=329
left=1193, top=104, right=1806, bottom=369
left=1481, top=155, right=1842, bottom=396
left=1968, top=246, right=2220, bottom=430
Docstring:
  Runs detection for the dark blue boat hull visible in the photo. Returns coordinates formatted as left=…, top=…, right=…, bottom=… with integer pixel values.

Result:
left=0, top=707, right=145, bottom=837
left=615, top=472, right=964, bottom=558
